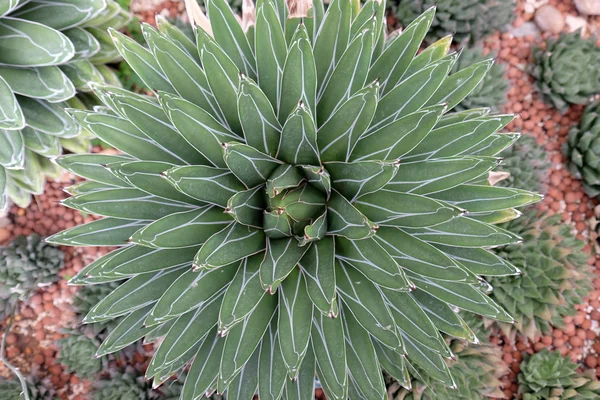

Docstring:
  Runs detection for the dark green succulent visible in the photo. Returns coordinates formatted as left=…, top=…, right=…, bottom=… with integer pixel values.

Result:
left=518, top=349, right=600, bottom=400
left=0, top=377, right=54, bottom=400
left=565, top=100, right=600, bottom=197
left=56, top=330, right=103, bottom=378
left=531, top=31, right=600, bottom=113
left=488, top=211, right=591, bottom=341
left=391, top=0, right=516, bottom=45
left=498, top=134, right=551, bottom=193
left=0, top=234, right=64, bottom=317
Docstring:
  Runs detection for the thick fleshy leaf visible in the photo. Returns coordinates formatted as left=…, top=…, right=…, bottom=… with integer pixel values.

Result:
left=342, top=310, right=387, bottom=400
left=19, top=96, right=79, bottom=137
left=335, top=236, right=409, bottom=291
left=182, top=331, right=224, bottom=399
left=130, top=207, right=232, bottom=249
left=194, top=223, right=266, bottom=269
left=12, top=0, right=105, bottom=30
left=312, top=312, right=347, bottom=400
left=374, top=227, right=475, bottom=283
left=238, top=75, right=281, bottom=156
left=326, top=189, right=376, bottom=239
left=225, top=186, right=265, bottom=228
left=223, top=142, right=283, bottom=188
left=255, top=0, right=287, bottom=110
left=59, top=59, right=104, bottom=92
left=88, top=27, right=122, bottom=64
left=0, top=17, right=74, bottom=67
left=257, top=321, right=287, bottom=400
left=0, top=76, right=24, bottom=130
left=355, top=190, right=462, bottom=228
left=147, top=263, right=238, bottom=325
left=386, top=156, right=499, bottom=195
left=218, top=254, right=265, bottom=335
left=299, top=164, right=331, bottom=195
left=298, top=210, right=327, bottom=246
left=260, top=237, right=308, bottom=293
left=269, top=183, right=326, bottom=222
left=229, top=348, right=260, bottom=400
left=373, top=340, right=410, bottom=388
left=155, top=14, right=199, bottom=63
left=263, top=210, right=293, bottom=238
left=278, top=101, right=319, bottom=165
left=403, top=333, right=453, bottom=385
left=368, top=8, right=433, bottom=94
left=351, top=105, right=444, bottom=162
left=164, top=165, right=245, bottom=207
left=266, top=165, right=304, bottom=198
left=56, top=153, right=131, bottom=186
left=218, top=294, right=277, bottom=391
left=284, top=346, right=315, bottom=400
left=96, top=305, right=155, bottom=356
left=317, top=23, right=373, bottom=125
left=336, top=261, right=401, bottom=350
left=46, top=218, right=146, bottom=246
left=431, top=185, right=543, bottom=213
left=404, top=35, right=452, bottom=78
left=0, top=66, right=75, bottom=102
left=278, top=268, right=313, bottom=378
left=0, top=129, right=24, bottom=168
left=22, top=127, right=60, bottom=157
left=435, top=244, right=520, bottom=276
left=159, top=92, right=240, bottom=168
left=63, top=27, right=100, bottom=59
left=327, top=160, right=398, bottom=202
left=83, top=266, right=187, bottom=323
left=298, top=237, right=336, bottom=316
left=279, top=24, right=317, bottom=122
left=318, top=83, right=378, bottom=162
left=313, top=0, right=351, bottom=94
left=62, top=188, right=196, bottom=220
left=470, top=132, right=521, bottom=157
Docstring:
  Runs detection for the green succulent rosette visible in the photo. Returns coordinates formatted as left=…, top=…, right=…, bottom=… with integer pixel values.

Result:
left=48, top=0, right=541, bottom=398
left=497, top=134, right=551, bottom=194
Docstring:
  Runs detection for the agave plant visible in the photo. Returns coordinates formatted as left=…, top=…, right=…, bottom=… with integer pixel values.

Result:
left=48, top=0, right=541, bottom=397
left=0, top=0, right=131, bottom=212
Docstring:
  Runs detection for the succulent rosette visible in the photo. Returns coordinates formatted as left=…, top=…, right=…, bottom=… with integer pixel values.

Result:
left=48, top=0, right=540, bottom=398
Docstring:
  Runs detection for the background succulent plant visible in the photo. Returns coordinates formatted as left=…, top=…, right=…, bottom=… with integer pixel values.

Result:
left=391, top=0, right=516, bottom=45
left=497, top=134, right=552, bottom=194
left=0, top=377, right=53, bottom=400
left=487, top=211, right=591, bottom=341
left=565, top=100, right=600, bottom=197
left=0, top=234, right=64, bottom=318
left=452, top=46, right=508, bottom=112
left=531, top=31, right=600, bottom=113
left=56, top=329, right=103, bottom=378
left=48, top=0, right=541, bottom=397
left=0, top=0, right=131, bottom=212
left=518, top=349, right=600, bottom=400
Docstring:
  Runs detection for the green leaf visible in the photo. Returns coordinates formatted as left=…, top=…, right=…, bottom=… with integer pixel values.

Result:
left=263, top=210, right=293, bottom=238
left=350, top=105, right=444, bottom=162
left=194, top=222, right=266, bottom=269
left=470, top=132, right=521, bottom=157
left=12, top=0, right=105, bottom=30
left=223, top=142, right=283, bottom=188
left=385, top=156, right=499, bottom=195
left=266, top=165, right=304, bottom=198
left=406, top=115, right=514, bottom=161
left=87, top=27, right=122, bottom=64
left=225, top=186, right=265, bottom=228
left=404, top=34, right=452, bottom=78
left=342, top=310, right=387, bottom=400
left=278, top=268, right=313, bottom=378
left=108, top=28, right=174, bottom=92
left=158, top=92, right=240, bottom=168
left=96, top=305, right=155, bottom=356
left=313, top=0, right=351, bottom=94
left=435, top=244, right=520, bottom=276
left=207, top=0, right=256, bottom=79
left=355, top=190, right=462, bottom=228
left=18, top=96, right=79, bottom=137
left=278, top=101, right=320, bottom=165
left=62, top=188, right=196, bottom=220
left=255, top=0, right=287, bottom=111
left=312, top=312, right=348, bottom=400
left=284, top=346, right=315, bottom=400
left=198, top=29, right=242, bottom=134
left=147, top=262, right=238, bottom=326
left=0, top=65, right=75, bottom=102
left=59, top=59, right=104, bottom=92
left=0, top=0, right=21, bottom=16
left=403, top=333, right=453, bottom=386
left=218, top=294, right=277, bottom=392
left=336, top=261, right=401, bottom=350
left=317, top=23, right=374, bottom=125
left=0, top=129, right=24, bottom=168
left=22, top=127, right=60, bottom=157
left=155, top=14, right=199, bottom=63
left=368, top=8, right=434, bottom=94
left=164, top=165, right=245, bottom=207
left=130, top=207, right=232, bottom=249
left=0, top=76, right=24, bottom=130
left=0, top=17, right=74, bottom=67
left=183, top=331, right=224, bottom=400
left=335, top=236, right=409, bottom=291
left=327, top=189, right=376, bottom=239
left=46, top=218, right=146, bottom=246
left=318, top=83, right=378, bottom=162
left=84, top=266, right=187, bottom=323
left=404, top=216, right=522, bottom=247
left=279, top=23, right=317, bottom=122
left=374, top=226, right=475, bottom=283
left=229, top=347, right=260, bottom=400
left=373, top=340, right=410, bottom=388
left=299, top=164, right=331, bottom=195
left=238, top=75, right=281, bottom=157
left=298, top=237, right=337, bottom=316
left=431, top=185, right=543, bottom=213
left=297, top=210, right=327, bottom=246
left=218, top=254, right=266, bottom=335
left=56, top=153, right=131, bottom=186
left=260, top=237, right=309, bottom=293
left=258, top=322, right=287, bottom=400
left=327, top=160, right=398, bottom=202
